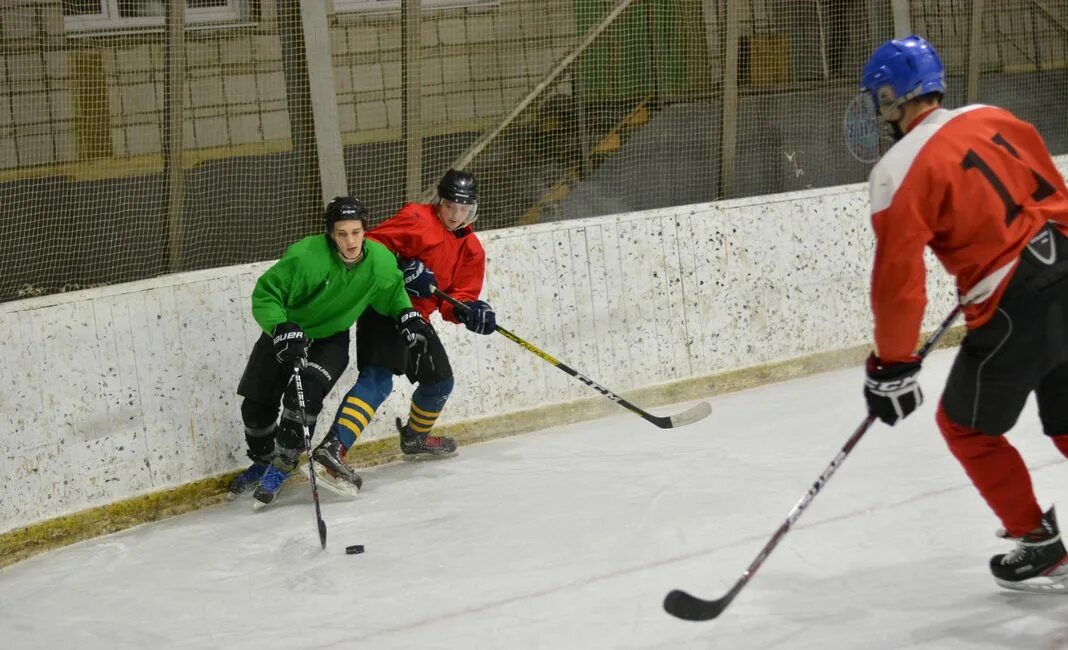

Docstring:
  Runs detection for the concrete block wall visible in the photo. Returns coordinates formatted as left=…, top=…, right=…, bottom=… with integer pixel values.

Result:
left=0, top=0, right=576, bottom=169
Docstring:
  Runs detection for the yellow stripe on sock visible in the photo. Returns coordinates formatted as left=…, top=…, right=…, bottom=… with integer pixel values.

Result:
left=408, top=420, right=434, bottom=433
left=409, top=403, right=440, bottom=419
left=337, top=418, right=362, bottom=436
left=341, top=407, right=370, bottom=429
left=345, top=396, right=375, bottom=419
left=409, top=411, right=435, bottom=426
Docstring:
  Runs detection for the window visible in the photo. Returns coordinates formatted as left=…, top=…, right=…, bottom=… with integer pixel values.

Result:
left=63, top=0, right=246, bottom=33
left=333, top=0, right=499, bottom=14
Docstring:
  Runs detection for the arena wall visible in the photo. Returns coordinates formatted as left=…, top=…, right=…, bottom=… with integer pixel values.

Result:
left=4, top=158, right=1066, bottom=546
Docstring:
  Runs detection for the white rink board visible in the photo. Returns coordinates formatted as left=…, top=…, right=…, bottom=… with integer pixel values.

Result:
left=2, top=157, right=1066, bottom=533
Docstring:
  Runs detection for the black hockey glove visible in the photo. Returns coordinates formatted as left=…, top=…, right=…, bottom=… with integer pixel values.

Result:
left=401, top=258, right=437, bottom=299
left=272, top=322, right=309, bottom=366
left=397, top=309, right=431, bottom=353
left=460, top=300, right=496, bottom=335
left=864, top=353, right=923, bottom=426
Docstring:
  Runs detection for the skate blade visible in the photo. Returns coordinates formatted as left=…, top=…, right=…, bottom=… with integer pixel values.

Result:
left=251, top=498, right=271, bottom=511
left=299, top=464, right=361, bottom=498
left=995, top=566, right=1068, bottom=594
left=401, top=450, right=459, bottom=462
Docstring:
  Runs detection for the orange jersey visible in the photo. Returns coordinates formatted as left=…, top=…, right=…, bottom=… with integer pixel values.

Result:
left=367, top=203, right=486, bottom=323
left=869, top=105, right=1068, bottom=361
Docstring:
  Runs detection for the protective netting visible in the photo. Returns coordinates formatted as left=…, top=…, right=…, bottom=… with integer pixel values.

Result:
left=2, top=1, right=1067, bottom=302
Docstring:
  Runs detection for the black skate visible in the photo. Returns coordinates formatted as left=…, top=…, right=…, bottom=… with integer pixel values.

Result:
left=990, top=507, right=1068, bottom=593
left=301, top=431, right=363, bottom=498
left=397, top=417, right=457, bottom=459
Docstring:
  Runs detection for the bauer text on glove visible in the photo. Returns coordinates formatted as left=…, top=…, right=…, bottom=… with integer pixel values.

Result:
left=401, top=258, right=436, bottom=299
left=272, top=322, right=309, bottom=365
left=398, top=309, right=431, bottom=352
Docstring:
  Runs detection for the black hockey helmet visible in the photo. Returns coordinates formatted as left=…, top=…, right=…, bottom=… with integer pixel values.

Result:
left=323, top=196, right=369, bottom=232
left=436, top=169, right=478, bottom=205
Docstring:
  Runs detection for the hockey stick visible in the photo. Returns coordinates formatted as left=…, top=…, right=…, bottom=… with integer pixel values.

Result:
left=291, top=363, right=328, bottom=550
left=664, top=305, right=963, bottom=621
left=432, top=287, right=711, bottom=428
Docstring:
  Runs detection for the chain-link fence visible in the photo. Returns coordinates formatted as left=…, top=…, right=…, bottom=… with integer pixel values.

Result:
left=2, top=0, right=1066, bottom=302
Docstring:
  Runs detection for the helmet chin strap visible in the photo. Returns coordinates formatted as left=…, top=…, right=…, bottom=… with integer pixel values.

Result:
left=888, top=119, right=906, bottom=142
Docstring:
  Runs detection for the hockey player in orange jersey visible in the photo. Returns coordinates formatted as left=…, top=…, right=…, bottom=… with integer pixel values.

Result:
left=856, top=35, right=1068, bottom=592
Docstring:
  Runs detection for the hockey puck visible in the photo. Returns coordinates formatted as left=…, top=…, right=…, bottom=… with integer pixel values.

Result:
left=345, top=544, right=365, bottom=555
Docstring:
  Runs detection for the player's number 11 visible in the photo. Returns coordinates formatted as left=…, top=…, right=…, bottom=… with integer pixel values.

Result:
left=961, top=132, right=1057, bottom=225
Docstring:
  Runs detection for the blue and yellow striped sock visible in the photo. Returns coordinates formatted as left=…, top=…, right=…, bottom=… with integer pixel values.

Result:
left=406, top=402, right=441, bottom=434
left=331, top=365, right=393, bottom=449
left=403, top=377, right=454, bottom=435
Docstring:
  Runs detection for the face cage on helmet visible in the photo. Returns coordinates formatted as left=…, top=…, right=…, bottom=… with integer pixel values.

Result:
left=433, top=195, right=478, bottom=229
left=870, top=81, right=935, bottom=123
left=858, top=89, right=899, bottom=139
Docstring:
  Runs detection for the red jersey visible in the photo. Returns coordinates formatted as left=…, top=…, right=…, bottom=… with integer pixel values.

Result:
left=367, top=203, right=486, bottom=323
left=869, top=105, right=1068, bottom=361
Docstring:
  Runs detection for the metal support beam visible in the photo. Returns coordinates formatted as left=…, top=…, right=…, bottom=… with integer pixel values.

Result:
left=719, top=0, right=741, bottom=199
left=966, top=0, right=985, bottom=104
left=700, top=0, right=719, bottom=196
left=890, top=0, right=911, bottom=38
left=301, top=0, right=347, bottom=204
left=164, top=0, right=185, bottom=272
left=402, top=0, right=423, bottom=202
left=432, top=0, right=641, bottom=199
left=1031, top=0, right=1068, bottom=35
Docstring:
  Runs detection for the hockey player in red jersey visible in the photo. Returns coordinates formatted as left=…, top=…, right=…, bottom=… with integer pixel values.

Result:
left=856, top=35, right=1068, bottom=592
left=306, top=169, right=496, bottom=493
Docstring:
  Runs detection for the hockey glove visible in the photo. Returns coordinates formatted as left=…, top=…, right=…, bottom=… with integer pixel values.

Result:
left=460, top=300, right=496, bottom=335
left=401, top=258, right=437, bottom=299
left=864, top=353, right=923, bottom=426
left=398, top=309, right=431, bottom=353
left=272, top=322, right=309, bottom=366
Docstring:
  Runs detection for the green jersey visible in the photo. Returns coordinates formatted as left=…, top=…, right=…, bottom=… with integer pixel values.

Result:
left=251, top=234, right=412, bottom=339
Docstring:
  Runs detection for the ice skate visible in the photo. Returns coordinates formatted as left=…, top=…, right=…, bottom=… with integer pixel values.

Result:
left=990, top=507, right=1068, bottom=593
left=227, top=459, right=270, bottom=500
left=300, top=431, right=362, bottom=498
left=397, top=417, right=457, bottom=459
left=252, top=454, right=298, bottom=510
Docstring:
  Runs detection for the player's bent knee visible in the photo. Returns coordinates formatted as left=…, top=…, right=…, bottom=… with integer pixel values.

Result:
left=419, top=376, right=454, bottom=400
left=241, top=398, right=278, bottom=431
left=357, top=365, right=394, bottom=405
left=937, top=399, right=1014, bottom=438
left=275, top=421, right=305, bottom=450
left=282, top=369, right=332, bottom=416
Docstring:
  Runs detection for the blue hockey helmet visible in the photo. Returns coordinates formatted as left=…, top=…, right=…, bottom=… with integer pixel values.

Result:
left=859, top=35, right=945, bottom=122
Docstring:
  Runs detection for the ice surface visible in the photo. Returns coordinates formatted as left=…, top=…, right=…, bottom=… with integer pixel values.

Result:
left=2, top=349, right=1066, bottom=649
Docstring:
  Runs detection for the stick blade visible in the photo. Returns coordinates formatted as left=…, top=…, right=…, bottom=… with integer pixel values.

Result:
left=666, top=402, right=712, bottom=428
left=318, top=519, right=327, bottom=550
left=663, top=589, right=727, bottom=621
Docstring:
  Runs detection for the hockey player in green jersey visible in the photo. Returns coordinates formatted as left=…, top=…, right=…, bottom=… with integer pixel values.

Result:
left=229, top=196, right=433, bottom=508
